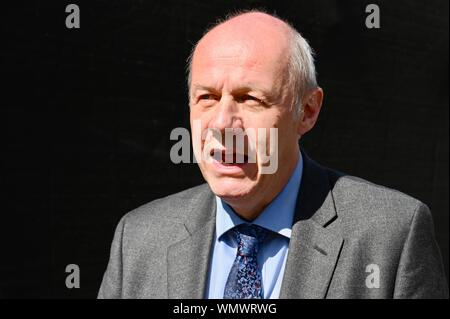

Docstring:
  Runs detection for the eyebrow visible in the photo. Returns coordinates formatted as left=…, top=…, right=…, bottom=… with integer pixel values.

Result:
left=191, top=84, right=272, bottom=97
left=191, top=85, right=219, bottom=93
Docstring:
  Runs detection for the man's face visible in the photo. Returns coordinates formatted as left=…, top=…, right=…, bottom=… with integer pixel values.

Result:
left=189, top=19, right=301, bottom=216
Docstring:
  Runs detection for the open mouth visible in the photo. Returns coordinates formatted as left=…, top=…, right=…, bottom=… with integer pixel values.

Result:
left=210, top=149, right=249, bottom=165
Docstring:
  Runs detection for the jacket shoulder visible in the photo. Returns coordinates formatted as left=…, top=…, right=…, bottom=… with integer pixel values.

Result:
left=330, top=173, right=427, bottom=231
left=121, top=183, right=212, bottom=227
left=108, top=183, right=213, bottom=255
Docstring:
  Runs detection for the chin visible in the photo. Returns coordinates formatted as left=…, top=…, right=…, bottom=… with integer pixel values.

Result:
left=208, top=178, right=255, bottom=201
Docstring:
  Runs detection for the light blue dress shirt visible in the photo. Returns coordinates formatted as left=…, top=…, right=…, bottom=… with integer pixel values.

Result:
left=206, top=152, right=303, bottom=299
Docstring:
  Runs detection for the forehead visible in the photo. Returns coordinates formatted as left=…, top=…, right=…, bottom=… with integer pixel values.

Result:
left=191, top=17, right=291, bottom=87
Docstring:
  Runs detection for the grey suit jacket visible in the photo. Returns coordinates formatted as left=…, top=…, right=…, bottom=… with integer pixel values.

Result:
left=98, top=153, right=448, bottom=299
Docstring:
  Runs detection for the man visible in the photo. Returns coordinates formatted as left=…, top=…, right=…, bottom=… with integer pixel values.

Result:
left=98, top=11, right=448, bottom=299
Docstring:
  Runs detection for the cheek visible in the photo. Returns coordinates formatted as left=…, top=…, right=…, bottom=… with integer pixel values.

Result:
left=191, top=107, right=213, bottom=128
left=189, top=107, right=202, bottom=123
left=244, top=111, right=280, bottom=130
left=190, top=110, right=209, bottom=135
left=190, top=116, right=207, bottom=163
left=257, top=112, right=296, bottom=154
left=241, top=114, right=279, bottom=166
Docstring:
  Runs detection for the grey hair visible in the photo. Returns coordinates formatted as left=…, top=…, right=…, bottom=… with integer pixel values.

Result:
left=186, top=10, right=318, bottom=116
left=286, top=28, right=318, bottom=116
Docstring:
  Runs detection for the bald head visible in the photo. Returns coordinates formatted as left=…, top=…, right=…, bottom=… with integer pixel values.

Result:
left=196, top=12, right=292, bottom=61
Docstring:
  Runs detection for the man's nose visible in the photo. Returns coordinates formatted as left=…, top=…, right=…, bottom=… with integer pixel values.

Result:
left=209, top=95, right=241, bottom=131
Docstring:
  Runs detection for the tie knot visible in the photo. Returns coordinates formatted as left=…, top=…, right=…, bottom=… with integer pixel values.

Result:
left=233, top=224, right=269, bottom=256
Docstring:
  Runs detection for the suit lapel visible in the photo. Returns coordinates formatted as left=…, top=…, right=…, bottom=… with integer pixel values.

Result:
left=167, top=187, right=216, bottom=299
left=279, top=152, right=344, bottom=298
left=279, top=218, right=343, bottom=298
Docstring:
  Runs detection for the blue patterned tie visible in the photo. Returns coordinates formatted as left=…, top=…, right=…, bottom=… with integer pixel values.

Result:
left=223, top=223, right=269, bottom=299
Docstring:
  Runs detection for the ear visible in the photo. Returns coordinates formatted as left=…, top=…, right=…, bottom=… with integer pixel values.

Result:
left=297, top=87, right=324, bottom=136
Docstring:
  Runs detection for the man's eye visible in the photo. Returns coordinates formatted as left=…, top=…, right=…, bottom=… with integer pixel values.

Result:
left=199, top=94, right=218, bottom=100
left=237, top=94, right=262, bottom=104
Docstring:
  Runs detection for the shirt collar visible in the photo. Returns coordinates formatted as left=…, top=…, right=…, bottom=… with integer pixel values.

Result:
left=215, top=151, right=303, bottom=240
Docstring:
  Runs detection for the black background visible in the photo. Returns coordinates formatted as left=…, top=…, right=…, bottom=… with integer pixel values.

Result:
left=2, top=0, right=448, bottom=298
